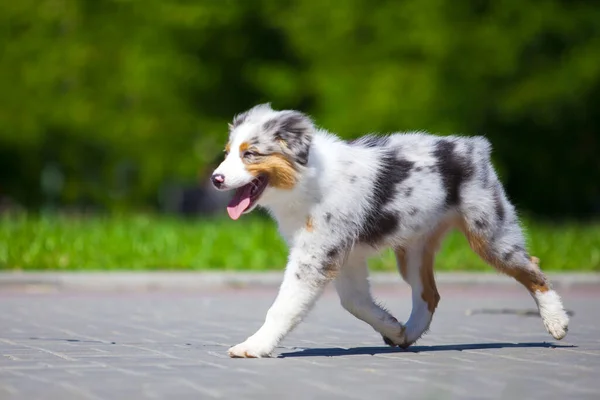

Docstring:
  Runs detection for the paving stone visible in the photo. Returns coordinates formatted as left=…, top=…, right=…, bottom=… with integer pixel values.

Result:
left=0, top=284, right=598, bottom=399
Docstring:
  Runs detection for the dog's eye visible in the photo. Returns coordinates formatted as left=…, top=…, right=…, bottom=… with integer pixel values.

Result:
left=243, top=150, right=259, bottom=158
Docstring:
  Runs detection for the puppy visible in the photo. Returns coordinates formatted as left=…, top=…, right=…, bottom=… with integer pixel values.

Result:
left=211, top=103, right=569, bottom=358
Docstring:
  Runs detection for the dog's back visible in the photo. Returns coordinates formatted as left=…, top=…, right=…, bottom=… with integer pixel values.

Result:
left=310, top=131, right=500, bottom=249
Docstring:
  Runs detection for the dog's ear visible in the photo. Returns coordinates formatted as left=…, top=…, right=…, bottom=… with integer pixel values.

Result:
left=264, top=111, right=314, bottom=166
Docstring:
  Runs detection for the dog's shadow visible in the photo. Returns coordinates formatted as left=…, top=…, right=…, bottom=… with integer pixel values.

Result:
left=278, top=342, right=576, bottom=358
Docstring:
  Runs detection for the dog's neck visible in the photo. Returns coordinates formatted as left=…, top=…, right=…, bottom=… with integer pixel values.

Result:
left=259, top=131, right=338, bottom=237
left=260, top=162, right=321, bottom=228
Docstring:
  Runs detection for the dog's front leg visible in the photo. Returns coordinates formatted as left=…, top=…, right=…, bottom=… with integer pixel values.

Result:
left=228, top=245, right=341, bottom=358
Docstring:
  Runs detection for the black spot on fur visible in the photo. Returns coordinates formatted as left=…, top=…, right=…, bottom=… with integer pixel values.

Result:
left=297, top=263, right=313, bottom=280
left=466, top=142, right=475, bottom=157
left=350, top=175, right=357, bottom=183
left=375, top=213, right=400, bottom=241
left=408, top=207, right=419, bottom=216
left=262, top=119, right=277, bottom=132
left=433, top=139, right=475, bottom=207
left=326, top=247, right=339, bottom=259
left=325, top=212, right=332, bottom=222
left=348, top=135, right=390, bottom=148
left=502, top=245, right=525, bottom=263
left=300, top=263, right=311, bottom=271
left=415, top=166, right=423, bottom=172
left=403, top=187, right=413, bottom=197
left=394, top=159, right=414, bottom=185
left=481, top=163, right=490, bottom=187
left=493, top=185, right=505, bottom=222
left=267, top=112, right=313, bottom=166
left=296, top=148, right=309, bottom=165
left=426, top=166, right=438, bottom=173
left=278, top=114, right=306, bottom=138
left=358, top=152, right=413, bottom=245
left=474, top=219, right=488, bottom=229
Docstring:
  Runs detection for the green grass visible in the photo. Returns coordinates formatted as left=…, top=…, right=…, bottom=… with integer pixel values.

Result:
left=1, top=213, right=599, bottom=271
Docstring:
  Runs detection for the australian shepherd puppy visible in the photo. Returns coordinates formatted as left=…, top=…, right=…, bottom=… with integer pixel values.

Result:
left=211, top=103, right=569, bottom=358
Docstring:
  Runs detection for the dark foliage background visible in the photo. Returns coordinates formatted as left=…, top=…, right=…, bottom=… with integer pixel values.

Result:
left=1, top=0, right=599, bottom=218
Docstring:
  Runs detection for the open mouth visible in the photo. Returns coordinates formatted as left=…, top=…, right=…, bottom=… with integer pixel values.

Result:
left=226, top=176, right=269, bottom=220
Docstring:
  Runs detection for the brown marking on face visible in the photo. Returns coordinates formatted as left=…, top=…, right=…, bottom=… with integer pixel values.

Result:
left=395, top=248, right=408, bottom=281
left=459, top=221, right=549, bottom=294
left=305, top=216, right=314, bottom=232
left=239, top=142, right=250, bottom=152
left=245, top=154, right=298, bottom=189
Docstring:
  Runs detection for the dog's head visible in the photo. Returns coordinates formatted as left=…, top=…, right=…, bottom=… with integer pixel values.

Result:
left=211, top=104, right=314, bottom=220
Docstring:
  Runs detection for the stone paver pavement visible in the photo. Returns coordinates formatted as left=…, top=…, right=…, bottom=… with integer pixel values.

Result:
left=0, top=283, right=599, bottom=399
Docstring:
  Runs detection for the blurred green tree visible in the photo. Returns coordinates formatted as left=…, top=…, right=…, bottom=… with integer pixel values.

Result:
left=1, top=0, right=598, bottom=217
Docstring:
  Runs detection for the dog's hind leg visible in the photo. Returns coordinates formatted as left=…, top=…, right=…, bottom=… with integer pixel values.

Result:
left=391, top=221, right=451, bottom=348
left=334, top=251, right=406, bottom=345
left=460, top=182, right=569, bottom=340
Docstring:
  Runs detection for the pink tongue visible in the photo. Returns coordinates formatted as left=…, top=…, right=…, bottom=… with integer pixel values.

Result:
left=227, top=185, right=253, bottom=220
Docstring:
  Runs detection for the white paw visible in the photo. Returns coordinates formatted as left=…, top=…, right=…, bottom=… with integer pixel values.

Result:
left=381, top=324, right=410, bottom=348
left=536, top=290, right=569, bottom=340
left=543, top=315, right=569, bottom=340
left=541, top=307, right=569, bottom=340
left=228, top=340, right=274, bottom=358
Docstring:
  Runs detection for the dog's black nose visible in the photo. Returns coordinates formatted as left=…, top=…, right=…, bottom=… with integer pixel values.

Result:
left=211, top=174, right=225, bottom=188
